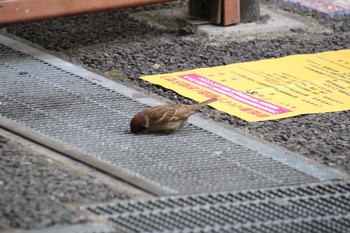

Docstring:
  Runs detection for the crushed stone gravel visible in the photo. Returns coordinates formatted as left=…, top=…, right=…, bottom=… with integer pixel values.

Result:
left=0, top=135, right=130, bottom=231
left=2, top=0, right=350, bottom=174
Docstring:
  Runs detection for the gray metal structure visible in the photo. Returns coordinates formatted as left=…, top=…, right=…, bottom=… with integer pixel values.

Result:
left=82, top=181, right=350, bottom=233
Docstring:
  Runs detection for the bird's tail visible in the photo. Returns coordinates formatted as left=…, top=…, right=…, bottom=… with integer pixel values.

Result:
left=191, top=98, right=217, bottom=110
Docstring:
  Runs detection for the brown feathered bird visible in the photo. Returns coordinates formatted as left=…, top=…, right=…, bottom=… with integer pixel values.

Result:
left=130, top=98, right=217, bottom=134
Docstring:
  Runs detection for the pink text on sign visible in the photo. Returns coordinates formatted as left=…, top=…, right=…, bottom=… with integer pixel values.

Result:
left=179, top=73, right=291, bottom=115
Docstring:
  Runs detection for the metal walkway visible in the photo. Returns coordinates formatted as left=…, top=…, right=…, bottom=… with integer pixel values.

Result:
left=81, top=181, right=350, bottom=233
left=0, top=34, right=341, bottom=196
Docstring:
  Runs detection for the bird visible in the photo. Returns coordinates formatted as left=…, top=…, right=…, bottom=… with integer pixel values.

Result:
left=130, top=98, right=217, bottom=134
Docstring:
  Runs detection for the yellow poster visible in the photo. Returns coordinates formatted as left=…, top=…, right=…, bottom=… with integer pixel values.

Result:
left=141, top=50, right=350, bottom=122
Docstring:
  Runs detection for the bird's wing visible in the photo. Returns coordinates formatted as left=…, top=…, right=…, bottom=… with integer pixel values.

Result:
left=147, top=105, right=186, bottom=123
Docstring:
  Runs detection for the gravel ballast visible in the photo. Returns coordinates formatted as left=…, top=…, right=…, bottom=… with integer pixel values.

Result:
left=2, top=0, right=349, bottom=176
left=0, top=134, right=130, bottom=231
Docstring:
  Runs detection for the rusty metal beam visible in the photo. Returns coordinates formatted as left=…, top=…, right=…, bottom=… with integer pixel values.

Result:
left=223, top=0, right=240, bottom=25
left=0, top=0, right=175, bottom=25
left=189, top=0, right=240, bottom=26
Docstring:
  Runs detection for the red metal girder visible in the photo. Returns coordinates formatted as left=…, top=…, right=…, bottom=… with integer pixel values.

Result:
left=0, top=0, right=175, bottom=25
left=222, top=0, right=240, bottom=26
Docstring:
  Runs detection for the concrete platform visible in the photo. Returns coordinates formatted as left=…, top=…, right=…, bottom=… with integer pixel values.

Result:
left=0, top=34, right=341, bottom=198
left=130, top=5, right=332, bottom=40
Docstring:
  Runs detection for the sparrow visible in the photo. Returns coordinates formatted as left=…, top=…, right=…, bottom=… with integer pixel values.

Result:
left=130, top=98, right=217, bottom=134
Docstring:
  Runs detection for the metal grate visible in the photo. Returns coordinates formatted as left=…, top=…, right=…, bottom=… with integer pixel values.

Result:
left=82, top=182, right=350, bottom=233
left=0, top=43, right=326, bottom=195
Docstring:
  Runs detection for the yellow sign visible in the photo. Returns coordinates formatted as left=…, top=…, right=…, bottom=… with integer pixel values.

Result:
left=141, top=50, right=350, bottom=122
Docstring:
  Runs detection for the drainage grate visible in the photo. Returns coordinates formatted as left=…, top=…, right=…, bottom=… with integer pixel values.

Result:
left=82, top=182, right=350, bottom=233
left=0, top=42, right=333, bottom=195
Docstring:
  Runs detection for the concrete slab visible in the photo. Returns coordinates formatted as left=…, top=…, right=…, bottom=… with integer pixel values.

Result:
left=197, top=6, right=331, bottom=39
left=130, top=5, right=332, bottom=41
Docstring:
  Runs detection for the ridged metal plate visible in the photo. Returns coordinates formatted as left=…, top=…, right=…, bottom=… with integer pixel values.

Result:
left=82, top=182, right=350, bottom=233
left=0, top=42, right=333, bottom=195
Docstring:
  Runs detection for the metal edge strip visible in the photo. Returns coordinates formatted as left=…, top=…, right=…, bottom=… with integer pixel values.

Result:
left=17, top=222, right=115, bottom=233
left=0, top=116, right=173, bottom=196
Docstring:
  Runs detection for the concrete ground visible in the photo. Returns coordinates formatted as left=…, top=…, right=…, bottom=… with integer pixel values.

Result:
left=0, top=0, right=349, bottom=232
